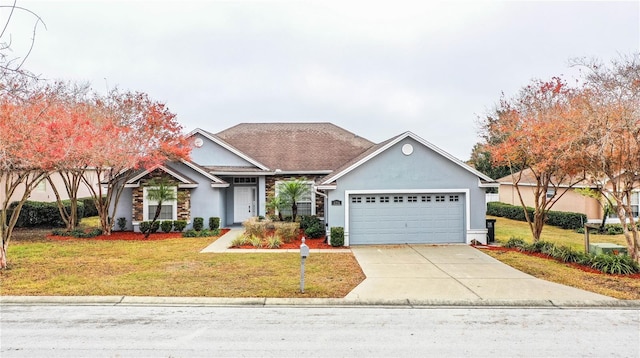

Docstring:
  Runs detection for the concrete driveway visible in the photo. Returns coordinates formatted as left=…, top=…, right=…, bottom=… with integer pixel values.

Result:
left=346, top=245, right=616, bottom=303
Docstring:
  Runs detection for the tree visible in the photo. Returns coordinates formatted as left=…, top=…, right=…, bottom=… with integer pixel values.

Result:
left=481, top=77, right=585, bottom=242
left=81, top=89, right=190, bottom=235
left=266, top=195, right=288, bottom=221
left=276, top=178, right=311, bottom=222
left=0, top=81, right=75, bottom=268
left=571, top=54, right=640, bottom=263
left=143, top=177, right=176, bottom=238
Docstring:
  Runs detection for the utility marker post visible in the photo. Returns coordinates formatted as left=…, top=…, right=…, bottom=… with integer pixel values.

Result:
left=300, top=237, right=309, bottom=293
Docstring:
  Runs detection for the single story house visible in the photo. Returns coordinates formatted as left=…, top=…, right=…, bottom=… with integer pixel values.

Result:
left=112, top=123, right=497, bottom=245
left=497, top=169, right=640, bottom=223
left=0, top=170, right=100, bottom=204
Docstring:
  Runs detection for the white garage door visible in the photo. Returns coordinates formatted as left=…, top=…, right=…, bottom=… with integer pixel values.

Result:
left=349, top=193, right=465, bottom=245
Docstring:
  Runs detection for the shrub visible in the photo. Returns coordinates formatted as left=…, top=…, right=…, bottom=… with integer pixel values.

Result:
left=230, top=235, right=250, bottom=247
left=173, top=220, right=187, bottom=232
left=299, top=216, right=324, bottom=239
left=549, top=245, right=582, bottom=263
left=304, top=220, right=325, bottom=239
left=249, top=235, right=263, bottom=248
left=193, top=217, right=204, bottom=231
left=330, top=227, right=344, bottom=247
left=503, top=237, right=527, bottom=250
left=150, top=221, right=160, bottom=233
left=590, top=254, right=640, bottom=275
left=52, top=228, right=103, bottom=238
left=266, top=235, right=282, bottom=249
left=79, top=197, right=99, bottom=217
left=139, top=221, right=151, bottom=234
left=275, top=222, right=299, bottom=243
left=299, top=216, right=315, bottom=231
left=160, top=220, right=173, bottom=233
left=527, top=240, right=555, bottom=255
left=182, top=229, right=197, bottom=237
left=182, top=228, right=220, bottom=238
left=209, top=217, right=220, bottom=230
left=243, top=217, right=267, bottom=237
left=487, top=202, right=586, bottom=230
left=116, top=217, right=127, bottom=231
left=8, top=200, right=85, bottom=228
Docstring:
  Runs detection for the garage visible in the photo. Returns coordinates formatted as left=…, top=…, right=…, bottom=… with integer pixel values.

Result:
left=348, top=193, right=465, bottom=245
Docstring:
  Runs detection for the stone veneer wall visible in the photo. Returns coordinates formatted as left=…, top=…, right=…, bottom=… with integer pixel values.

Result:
left=132, top=169, right=191, bottom=222
left=265, top=175, right=325, bottom=218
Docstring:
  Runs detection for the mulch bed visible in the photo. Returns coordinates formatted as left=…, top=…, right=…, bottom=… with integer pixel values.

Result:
left=231, top=230, right=339, bottom=249
left=47, top=228, right=230, bottom=241
left=478, top=245, right=640, bottom=279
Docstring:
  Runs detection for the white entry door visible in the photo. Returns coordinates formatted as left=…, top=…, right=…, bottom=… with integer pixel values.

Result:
left=234, top=187, right=256, bottom=223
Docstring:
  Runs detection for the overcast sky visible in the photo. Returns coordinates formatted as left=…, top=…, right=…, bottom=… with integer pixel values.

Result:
left=3, top=1, right=639, bottom=160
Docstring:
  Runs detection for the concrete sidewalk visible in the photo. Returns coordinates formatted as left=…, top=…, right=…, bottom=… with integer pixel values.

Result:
left=345, top=245, right=617, bottom=303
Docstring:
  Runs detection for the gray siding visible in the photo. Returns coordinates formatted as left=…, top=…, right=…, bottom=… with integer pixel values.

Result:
left=190, top=133, right=256, bottom=167
left=326, top=137, right=487, bottom=240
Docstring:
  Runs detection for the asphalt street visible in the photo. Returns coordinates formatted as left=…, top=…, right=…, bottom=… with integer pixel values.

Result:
left=1, top=304, right=638, bottom=357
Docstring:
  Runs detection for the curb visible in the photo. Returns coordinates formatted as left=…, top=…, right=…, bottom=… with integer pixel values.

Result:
left=2, top=296, right=640, bottom=308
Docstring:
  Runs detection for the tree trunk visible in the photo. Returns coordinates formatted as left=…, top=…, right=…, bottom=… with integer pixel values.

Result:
left=0, top=242, right=7, bottom=269
left=292, top=202, right=298, bottom=222
left=144, top=203, right=163, bottom=239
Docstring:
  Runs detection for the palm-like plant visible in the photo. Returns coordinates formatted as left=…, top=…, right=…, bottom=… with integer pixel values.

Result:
left=144, top=177, right=177, bottom=238
left=266, top=195, right=289, bottom=221
left=276, top=178, right=311, bottom=222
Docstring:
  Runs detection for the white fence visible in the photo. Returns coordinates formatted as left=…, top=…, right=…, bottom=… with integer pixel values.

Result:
left=485, top=193, right=499, bottom=203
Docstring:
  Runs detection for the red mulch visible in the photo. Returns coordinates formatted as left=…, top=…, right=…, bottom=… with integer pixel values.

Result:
left=231, top=230, right=339, bottom=249
left=478, top=245, right=640, bottom=279
left=47, top=228, right=230, bottom=241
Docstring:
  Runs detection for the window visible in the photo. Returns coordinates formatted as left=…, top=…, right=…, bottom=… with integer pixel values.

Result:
left=422, top=196, right=431, bottom=202
left=351, top=196, right=362, bottom=203
left=435, top=195, right=445, bottom=202
left=143, top=186, right=177, bottom=221
left=275, top=180, right=314, bottom=216
left=449, top=195, right=459, bottom=202
left=546, top=189, right=555, bottom=200
left=408, top=196, right=417, bottom=202
left=365, top=196, right=376, bottom=203
left=233, top=177, right=257, bottom=184
left=380, top=196, right=390, bottom=203
left=393, top=196, right=403, bottom=203
left=632, top=192, right=639, bottom=217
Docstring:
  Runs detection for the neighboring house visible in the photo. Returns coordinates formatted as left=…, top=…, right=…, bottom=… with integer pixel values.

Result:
left=112, top=123, right=497, bottom=245
left=497, top=169, right=606, bottom=221
left=0, top=170, right=100, bottom=204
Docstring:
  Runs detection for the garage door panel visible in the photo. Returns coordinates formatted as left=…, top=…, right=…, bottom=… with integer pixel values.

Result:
left=349, top=193, right=464, bottom=245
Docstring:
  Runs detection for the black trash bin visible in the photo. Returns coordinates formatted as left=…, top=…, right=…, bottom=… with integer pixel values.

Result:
left=486, top=219, right=496, bottom=243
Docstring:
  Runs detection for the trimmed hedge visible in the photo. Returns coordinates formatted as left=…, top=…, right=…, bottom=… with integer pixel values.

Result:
left=487, top=202, right=586, bottom=230
left=79, top=197, right=99, bottom=217
left=193, top=217, right=204, bottom=231
left=7, top=200, right=84, bottom=228
left=209, top=217, right=220, bottom=230
left=330, top=227, right=344, bottom=247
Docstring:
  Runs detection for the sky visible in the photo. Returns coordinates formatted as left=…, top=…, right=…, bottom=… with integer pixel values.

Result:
left=2, top=0, right=639, bottom=160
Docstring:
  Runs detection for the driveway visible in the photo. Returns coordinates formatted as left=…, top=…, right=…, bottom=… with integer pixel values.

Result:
left=346, top=245, right=616, bottom=303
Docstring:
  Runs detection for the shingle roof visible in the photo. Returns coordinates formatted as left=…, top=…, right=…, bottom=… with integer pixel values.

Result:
left=215, top=123, right=375, bottom=171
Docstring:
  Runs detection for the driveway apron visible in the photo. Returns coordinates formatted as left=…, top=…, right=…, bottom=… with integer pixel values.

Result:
left=346, top=245, right=615, bottom=302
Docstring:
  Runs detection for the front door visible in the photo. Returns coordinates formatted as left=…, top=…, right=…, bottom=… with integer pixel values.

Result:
left=234, top=187, right=256, bottom=223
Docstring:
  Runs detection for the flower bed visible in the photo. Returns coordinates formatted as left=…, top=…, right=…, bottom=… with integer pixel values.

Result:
left=48, top=229, right=230, bottom=241
left=479, top=245, right=640, bottom=279
left=231, top=230, right=338, bottom=249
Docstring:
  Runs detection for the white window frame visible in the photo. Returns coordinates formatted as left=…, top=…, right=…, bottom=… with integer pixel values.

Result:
left=275, top=180, right=315, bottom=216
left=143, top=186, right=178, bottom=221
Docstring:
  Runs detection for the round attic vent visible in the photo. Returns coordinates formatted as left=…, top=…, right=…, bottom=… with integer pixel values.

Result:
left=401, top=143, right=414, bottom=156
left=194, top=138, right=204, bottom=148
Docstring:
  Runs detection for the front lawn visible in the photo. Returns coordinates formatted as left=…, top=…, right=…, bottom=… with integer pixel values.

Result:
left=485, top=216, right=640, bottom=300
left=0, top=227, right=364, bottom=298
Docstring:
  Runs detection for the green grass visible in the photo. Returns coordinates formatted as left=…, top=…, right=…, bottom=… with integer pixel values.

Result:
left=490, top=215, right=628, bottom=250
left=1, top=226, right=365, bottom=298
